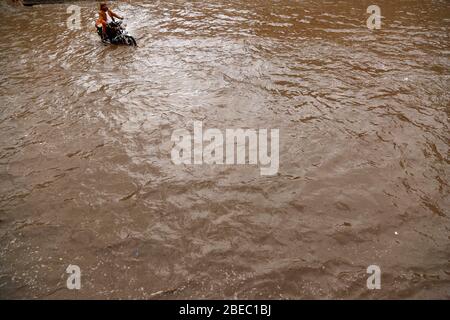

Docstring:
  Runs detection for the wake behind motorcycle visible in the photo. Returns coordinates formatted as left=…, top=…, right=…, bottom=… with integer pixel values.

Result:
left=97, top=20, right=137, bottom=46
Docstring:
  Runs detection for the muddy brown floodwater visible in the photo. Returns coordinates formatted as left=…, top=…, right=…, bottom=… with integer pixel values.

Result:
left=0, top=0, right=449, bottom=299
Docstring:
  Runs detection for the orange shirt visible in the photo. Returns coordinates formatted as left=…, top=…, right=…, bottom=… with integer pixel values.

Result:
left=96, top=9, right=121, bottom=27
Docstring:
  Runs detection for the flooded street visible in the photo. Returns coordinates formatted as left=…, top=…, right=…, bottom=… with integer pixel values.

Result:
left=0, top=0, right=449, bottom=299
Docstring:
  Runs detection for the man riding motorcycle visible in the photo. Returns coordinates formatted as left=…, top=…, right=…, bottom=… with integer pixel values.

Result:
left=96, top=3, right=124, bottom=42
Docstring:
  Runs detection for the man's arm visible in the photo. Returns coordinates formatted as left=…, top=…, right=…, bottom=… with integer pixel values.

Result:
left=109, top=10, right=124, bottom=20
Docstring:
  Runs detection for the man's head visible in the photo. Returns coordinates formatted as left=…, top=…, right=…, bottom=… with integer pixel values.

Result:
left=100, top=3, right=108, bottom=12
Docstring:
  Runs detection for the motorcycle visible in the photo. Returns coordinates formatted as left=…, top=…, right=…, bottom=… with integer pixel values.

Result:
left=97, top=20, right=137, bottom=46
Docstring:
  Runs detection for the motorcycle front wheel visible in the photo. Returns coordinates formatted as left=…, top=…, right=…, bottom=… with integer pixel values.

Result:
left=123, top=35, right=137, bottom=46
